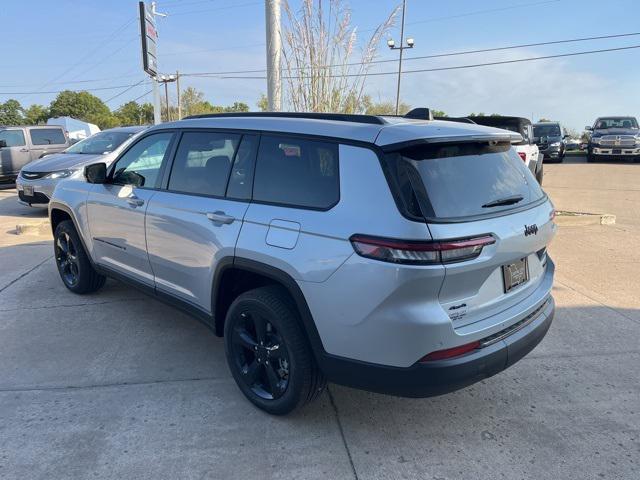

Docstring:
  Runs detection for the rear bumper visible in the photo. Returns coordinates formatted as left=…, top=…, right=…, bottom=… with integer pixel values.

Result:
left=321, top=296, right=554, bottom=398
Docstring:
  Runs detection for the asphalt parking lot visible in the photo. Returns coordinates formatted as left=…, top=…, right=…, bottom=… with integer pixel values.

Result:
left=0, top=155, right=638, bottom=480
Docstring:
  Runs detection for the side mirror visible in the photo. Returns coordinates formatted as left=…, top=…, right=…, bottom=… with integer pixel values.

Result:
left=0, top=140, right=7, bottom=148
left=585, top=126, right=592, bottom=131
left=85, top=162, right=107, bottom=184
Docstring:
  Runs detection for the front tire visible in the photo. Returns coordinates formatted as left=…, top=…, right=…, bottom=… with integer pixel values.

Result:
left=54, top=220, right=106, bottom=294
left=224, top=286, right=326, bottom=415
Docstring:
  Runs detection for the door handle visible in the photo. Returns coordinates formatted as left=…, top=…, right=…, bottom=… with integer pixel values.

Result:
left=126, top=196, right=144, bottom=207
left=206, top=211, right=235, bottom=225
left=19, top=148, right=29, bottom=152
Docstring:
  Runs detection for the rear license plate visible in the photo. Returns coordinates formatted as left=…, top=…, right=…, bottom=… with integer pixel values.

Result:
left=502, top=258, right=529, bottom=293
left=23, top=185, right=34, bottom=196
left=612, top=149, right=621, bottom=154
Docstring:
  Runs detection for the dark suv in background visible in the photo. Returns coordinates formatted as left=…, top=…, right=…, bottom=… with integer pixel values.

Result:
left=533, top=122, right=565, bottom=163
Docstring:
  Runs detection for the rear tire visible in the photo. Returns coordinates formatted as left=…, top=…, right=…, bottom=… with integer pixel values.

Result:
left=54, top=220, right=106, bottom=294
left=224, top=286, right=326, bottom=415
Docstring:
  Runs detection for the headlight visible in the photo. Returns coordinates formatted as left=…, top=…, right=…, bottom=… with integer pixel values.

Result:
left=591, top=137, right=601, bottom=145
left=550, top=142, right=561, bottom=147
left=46, top=169, right=78, bottom=179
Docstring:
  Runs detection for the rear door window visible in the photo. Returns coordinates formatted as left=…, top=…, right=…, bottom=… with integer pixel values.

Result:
left=168, top=131, right=240, bottom=196
left=29, top=128, right=66, bottom=146
left=385, top=142, right=544, bottom=220
left=253, top=135, right=339, bottom=209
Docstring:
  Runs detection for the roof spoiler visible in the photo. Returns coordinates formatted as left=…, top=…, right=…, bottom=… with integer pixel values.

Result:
left=404, top=108, right=434, bottom=121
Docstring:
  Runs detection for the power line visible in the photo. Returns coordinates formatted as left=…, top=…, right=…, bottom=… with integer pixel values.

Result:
left=0, top=82, right=153, bottom=96
left=168, top=1, right=262, bottom=16
left=180, top=31, right=640, bottom=77
left=29, top=18, right=137, bottom=95
left=180, top=44, right=640, bottom=80
left=104, top=80, right=149, bottom=104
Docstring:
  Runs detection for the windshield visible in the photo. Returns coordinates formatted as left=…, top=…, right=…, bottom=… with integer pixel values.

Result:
left=594, top=117, right=638, bottom=129
left=533, top=124, right=561, bottom=137
left=385, top=142, right=544, bottom=220
left=65, top=131, right=134, bottom=154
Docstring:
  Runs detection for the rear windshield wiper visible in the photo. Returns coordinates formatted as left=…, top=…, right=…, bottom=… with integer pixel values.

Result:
left=482, top=195, right=524, bottom=208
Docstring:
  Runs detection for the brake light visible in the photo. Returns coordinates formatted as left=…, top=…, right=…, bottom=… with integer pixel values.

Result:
left=349, top=234, right=495, bottom=265
left=419, top=340, right=481, bottom=362
left=517, top=152, right=527, bottom=161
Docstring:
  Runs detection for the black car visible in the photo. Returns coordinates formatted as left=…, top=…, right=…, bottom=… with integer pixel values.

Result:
left=533, top=122, right=566, bottom=163
left=586, top=116, right=640, bottom=163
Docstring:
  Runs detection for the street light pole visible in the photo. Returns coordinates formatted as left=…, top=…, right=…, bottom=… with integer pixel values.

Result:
left=157, top=74, right=177, bottom=122
left=387, top=0, right=414, bottom=115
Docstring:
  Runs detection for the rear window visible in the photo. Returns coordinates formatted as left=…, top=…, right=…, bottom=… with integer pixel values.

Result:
left=384, top=142, right=544, bottom=220
left=29, top=128, right=66, bottom=146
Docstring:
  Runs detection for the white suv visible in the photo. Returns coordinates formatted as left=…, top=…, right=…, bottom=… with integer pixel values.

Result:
left=48, top=111, right=556, bottom=415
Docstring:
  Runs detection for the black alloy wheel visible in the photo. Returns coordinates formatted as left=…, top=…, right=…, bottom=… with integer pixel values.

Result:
left=55, top=230, right=80, bottom=288
left=230, top=309, right=290, bottom=400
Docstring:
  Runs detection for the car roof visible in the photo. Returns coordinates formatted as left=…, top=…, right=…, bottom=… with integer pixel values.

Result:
left=153, top=114, right=521, bottom=148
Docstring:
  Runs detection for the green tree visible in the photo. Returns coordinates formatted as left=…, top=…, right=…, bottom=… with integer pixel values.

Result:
left=224, top=102, right=249, bottom=112
left=140, top=103, right=154, bottom=124
left=0, top=99, right=24, bottom=125
left=431, top=110, right=447, bottom=118
left=23, top=104, right=49, bottom=125
left=49, top=90, right=112, bottom=128
left=257, top=94, right=268, bottom=112
left=115, top=101, right=143, bottom=125
left=362, top=95, right=411, bottom=115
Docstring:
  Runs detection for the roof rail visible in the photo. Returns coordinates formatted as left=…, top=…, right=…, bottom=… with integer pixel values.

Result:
left=181, top=111, right=387, bottom=125
left=404, top=108, right=434, bottom=121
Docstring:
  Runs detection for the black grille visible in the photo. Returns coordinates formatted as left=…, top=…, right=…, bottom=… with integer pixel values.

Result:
left=21, top=171, right=49, bottom=180
left=18, top=190, right=50, bottom=204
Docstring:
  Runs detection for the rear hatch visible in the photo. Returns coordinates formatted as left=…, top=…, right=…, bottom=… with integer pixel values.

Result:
left=382, top=140, right=555, bottom=329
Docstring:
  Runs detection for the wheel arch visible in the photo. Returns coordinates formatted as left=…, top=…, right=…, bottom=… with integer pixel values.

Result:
left=212, top=257, right=326, bottom=363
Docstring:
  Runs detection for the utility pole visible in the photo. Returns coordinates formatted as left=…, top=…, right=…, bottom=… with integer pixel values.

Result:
left=265, top=0, right=282, bottom=111
left=158, top=74, right=177, bottom=122
left=387, top=0, right=414, bottom=115
left=176, top=71, right=181, bottom=120
left=150, top=1, right=167, bottom=124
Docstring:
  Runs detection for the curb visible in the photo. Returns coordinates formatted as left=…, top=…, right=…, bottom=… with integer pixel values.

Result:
left=555, top=211, right=616, bottom=226
left=15, top=221, right=51, bottom=236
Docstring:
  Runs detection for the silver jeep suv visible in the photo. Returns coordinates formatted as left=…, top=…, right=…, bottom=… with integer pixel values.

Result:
left=48, top=111, right=556, bottom=415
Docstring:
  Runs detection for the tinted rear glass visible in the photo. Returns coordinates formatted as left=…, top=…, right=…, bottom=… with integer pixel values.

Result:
left=385, top=142, right=544, bottom=220
left=533, top=124, right=561, bottom=137
left=594, top=117, right=638, bottom=129
left=29, top=128, right=66, bottom=145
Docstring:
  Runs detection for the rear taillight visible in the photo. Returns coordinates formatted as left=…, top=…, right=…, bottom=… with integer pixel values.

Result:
left=517, top=152, right=527, bottom=162
left=419, top=340, right=481, bottom=362
left=349, top=234, right=495, bottom=265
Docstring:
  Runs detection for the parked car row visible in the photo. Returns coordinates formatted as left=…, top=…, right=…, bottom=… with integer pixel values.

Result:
left=45, top=110, right=556, bottom=414
left=15, top=126, right=146, bottom=205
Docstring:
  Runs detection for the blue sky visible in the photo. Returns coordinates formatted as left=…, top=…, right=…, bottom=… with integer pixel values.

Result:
left=1, top=0, right=639, bottom=131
